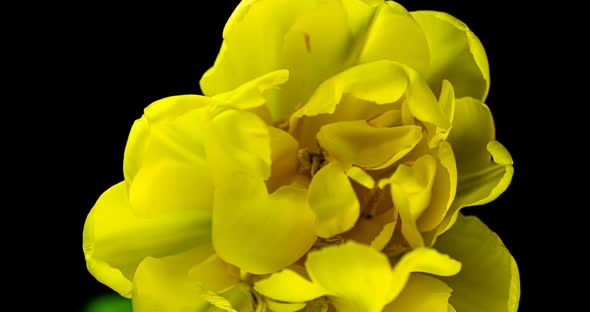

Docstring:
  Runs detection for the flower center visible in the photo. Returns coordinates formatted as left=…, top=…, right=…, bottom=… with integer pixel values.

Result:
left=297, top=148, right=327, bottom=176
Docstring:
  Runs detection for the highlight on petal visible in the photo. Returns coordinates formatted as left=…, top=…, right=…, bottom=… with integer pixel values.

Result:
left=205, top=109, right=271, bottom=180
left=435, top=214, right=520, bottom=312
left=305, top=241, right=397, bottom=312
left=123, top=95, right=212, bottom=183
left=131, top=245, right=214, bottom=312
left=317, top=120, right=422, bottom=169
left=358, top=1, right=430, bottom=78
left=308, top=161, right=360, bottom=238
left=436, top=97, right=513, bottom=236
left=254, top=266, right=327, bottom=303
left=212, top=173, right=316, bottom=274
left=412, top=11, right=490, bottom=101
left=383, top=273, right=452, bottom=312
left=83, top=182, right=212, bottom=297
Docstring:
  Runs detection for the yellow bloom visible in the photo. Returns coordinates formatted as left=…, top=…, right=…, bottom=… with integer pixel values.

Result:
left=83, top=0, right=519, bottom=311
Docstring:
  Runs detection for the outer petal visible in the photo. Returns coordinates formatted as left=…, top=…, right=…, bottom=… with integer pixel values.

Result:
left=435, top=214, right=520, bottom=312
left=131, top=246, right=213, bottom=312
left=308, top=161, right=360, bottom=238
left=412, top=11, right=490, bottom=101
left=317, top=120, right=422, bottom=169
left=358, top=2, right=430, bottom=77
left=383, top=273, right=452, bottom=312
left=128, top=160, right=213, bottom=218
left=123, top=95, right=211, bottom=183
left=83, top=182, right=212, bottom=297
left=213, top=174, right=316, bottom=274
left=188, top=254, right=241, bottom=294
left=437, top=97, right=513, bottom=235
left=305, top=241, right=397, bottom=312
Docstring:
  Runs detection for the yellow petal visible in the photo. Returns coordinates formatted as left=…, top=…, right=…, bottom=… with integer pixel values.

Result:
left=412, top=11, right=490, bottom=101
left=317, top=120, right=422, bottom=169
left=265, top=298, right=307, bottom=312
left=278, top=0, right=355, bottom=121
left=358, top=2, right=430, bottom=78
left=83, top=182, right=212, bottom=297
left=212, top=70, right=289, bottom=111
left=123, top=95, right=211, bottom=183
left=341, top=207, right=397, bottom=251
left=417, top=142, right=457, bottom=232
left=128, top=160, right=213, bottom=218
left=131, top=246, right=214, bottom=312
left=388, top=155, right=438, bottom=247
left=201, top=0, right=328, bottom=122
left=266, top=126, right=300, bottom=193
left=435, top=214, right=520, bottom=312
left=254, top=267, right=327, bottom=303
left=206, top=109, right=271, bottom=180
left=346, top=166, right=375, bottom=189
left=384, top=273, right=452, bottom=312
left=388, top=247, right=462, bottom=302
left=188, top=254, right=241, bottom=294
left=437, top=97, right=513, bottom=236
left=308, top=161, right=359, bottom=238
left=213, top=174, right=316, bottom=274
left=305, top=241, right=396, bottom=312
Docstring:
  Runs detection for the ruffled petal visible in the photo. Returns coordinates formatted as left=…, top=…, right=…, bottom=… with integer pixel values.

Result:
left=308, top=161, right=360, bottom=238
left=305, top=241, right=396, bottom=312
left=412, top=11, right=490, bottom=101
left=131, top=246, right=214, bottom=311
left=387, top=154, right=438, bottom=247
left=416, top=142, right=457, bottom=232
left=437, top=97, right=513, bottom=236
left=213, top=174, right=316, bottom=274
left=388, top=247, right=462, bottom=302
left=383, top=273, right=452, bottom=312
left=435, top=214, right=520, bottom=312
left=83, top=182, right=212, bottom=297
left=317, top=120, right=422, bottom=169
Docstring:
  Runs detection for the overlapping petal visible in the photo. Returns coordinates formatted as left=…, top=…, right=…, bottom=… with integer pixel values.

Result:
left=131, top=246, right=213, bottom=311
left=83, top=182, right=212, bottom=297
left=435, top=214, right=520, bottom=312
left=308, top=161, right=360, bottom=238
left=212, top=173, right=316, bottom=274
left=412, top=11, right=490, bottom=101
left=436, top=97, right=513, bottom=236
left=383, top=273, right=452, bottom=312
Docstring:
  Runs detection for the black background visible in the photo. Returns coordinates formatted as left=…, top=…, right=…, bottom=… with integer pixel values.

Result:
left=55, top=1, right=557, bottom=310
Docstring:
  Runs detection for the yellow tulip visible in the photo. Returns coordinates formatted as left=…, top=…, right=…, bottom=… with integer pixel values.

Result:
left=83, top=0, right=519, bottom=311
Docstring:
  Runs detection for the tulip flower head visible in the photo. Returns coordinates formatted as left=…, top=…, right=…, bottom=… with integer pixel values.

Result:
left=83, top=1, right=520, bottom=311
